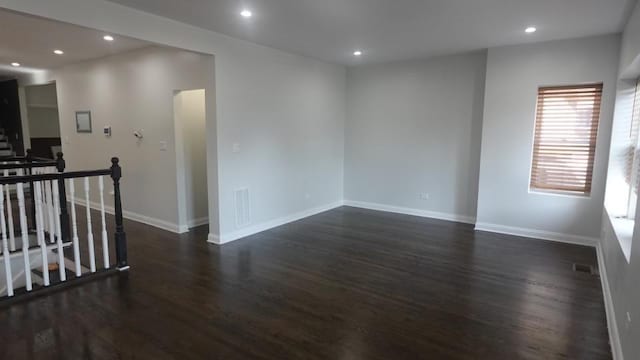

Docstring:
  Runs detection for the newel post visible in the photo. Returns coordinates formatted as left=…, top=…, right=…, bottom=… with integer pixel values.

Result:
left=26, top=149, right=36, bottom=230
left=111, top=157, right=129, bottom=271
left=56, top=152, right=71, bottom=241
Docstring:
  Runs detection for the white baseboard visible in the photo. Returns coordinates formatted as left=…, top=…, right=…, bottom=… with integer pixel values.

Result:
left=343, top=200, right=476, bottom=224
left=207, top=233, right=221, bottom=245
left=189, top=217, right=209, bottom=228
left=474, top=222, right=598, bottom=247
left=214, top=200, right=344, bottom=245
left=75, top=199, right=182, bottom=233
left=178, top=217, right=210, bottom=234
left=597, top=243, right=623, bottom=360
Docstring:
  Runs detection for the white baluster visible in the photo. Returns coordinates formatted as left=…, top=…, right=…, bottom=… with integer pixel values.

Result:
left=34, top=181, right=50, bottom=286
left=0, top=171, right=3, bottom=256
left=0, top=185, right=14, bottom=297
left=84, top=177, right=96, bottom=273
left=68, top=179, right=81, bottom=277
left=4, top=169, right=16, bottom=251
left=99, top=176, right=110, bottom=269
left=5, top=175, right=16, bottom=252
left=17, top=182, right=32, bottom=291
left=39, top=177, right=49, bottom=235
left=44, top=180, right=55, bottom=244
left=52, top=180, right=66, bottom=281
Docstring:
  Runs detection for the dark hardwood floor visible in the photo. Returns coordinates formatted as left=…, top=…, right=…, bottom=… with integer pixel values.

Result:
left=0, top=206, right=610, bottom=359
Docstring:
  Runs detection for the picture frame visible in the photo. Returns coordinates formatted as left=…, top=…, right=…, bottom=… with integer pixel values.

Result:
left=76, top=111, right=92, bottom=133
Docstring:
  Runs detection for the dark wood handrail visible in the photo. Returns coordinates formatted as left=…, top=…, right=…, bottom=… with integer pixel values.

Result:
left=0, top=169, right=112, bottom=185
left=0, top=162, right=58, bottom=171
left=0, top=149, right=54, bottom=163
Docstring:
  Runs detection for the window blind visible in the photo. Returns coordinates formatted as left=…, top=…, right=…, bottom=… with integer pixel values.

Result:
left=530, top=83, right=603, bottom=195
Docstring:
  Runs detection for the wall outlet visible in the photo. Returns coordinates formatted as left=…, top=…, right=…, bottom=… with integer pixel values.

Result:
left=419, top=193, right=430, bottom=200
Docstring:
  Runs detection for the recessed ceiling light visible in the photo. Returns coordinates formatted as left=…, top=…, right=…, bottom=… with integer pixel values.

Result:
left=525, top=27, right=537, bottom=33
left=53, top=49, right=64, bottom=55
left=353, top=50, right=363, bottom=56
left=240, top=9, right=253, bottom=18
left=103, top=35, right=115, bottom=41
left=11, top=62, right=20, bottom=67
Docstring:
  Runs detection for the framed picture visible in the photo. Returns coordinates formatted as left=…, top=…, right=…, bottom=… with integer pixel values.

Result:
left=76, top=111, right=92, bottom=133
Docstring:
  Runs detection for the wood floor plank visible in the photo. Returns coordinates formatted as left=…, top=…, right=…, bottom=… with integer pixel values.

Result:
left=0, top=206, right=610, bottom=359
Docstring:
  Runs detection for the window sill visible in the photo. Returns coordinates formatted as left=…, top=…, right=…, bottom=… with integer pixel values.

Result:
left=529, top=189, right=590, bottom=199
left=609, top=216, right=633, bottom=263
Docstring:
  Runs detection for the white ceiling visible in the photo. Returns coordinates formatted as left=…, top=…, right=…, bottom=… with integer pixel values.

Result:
left=0, top=9, right=152, bottom=79
left=106, top=0, right=637, bottom=65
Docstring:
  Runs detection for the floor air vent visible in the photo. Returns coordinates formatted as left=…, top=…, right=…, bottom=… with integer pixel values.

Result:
left=573, top=263, right=598, bottom=276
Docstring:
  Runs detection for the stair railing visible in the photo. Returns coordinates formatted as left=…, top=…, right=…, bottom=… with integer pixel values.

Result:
left=0, top=155, right=128, bottom=304
left=0, top=149, right=59, bottom=232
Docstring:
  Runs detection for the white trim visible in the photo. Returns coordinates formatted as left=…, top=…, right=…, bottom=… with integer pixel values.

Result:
left=596, top=243, right=624, bottom=360
left=189, top=217, right=209, bottom=228
left=207, top=233, right=221, bottom=245
left=120, top=209, right=180, bottom=233
left=214, top=201, right=344, bottom=245
left=75, top=199, right=182, bottom=233
left=343, top=200, right=476, bottom=224
left=177, top=217, right=210, bottom=234
left=474, top=222, right=598, bottom=247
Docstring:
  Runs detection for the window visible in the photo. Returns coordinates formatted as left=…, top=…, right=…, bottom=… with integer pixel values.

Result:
left=624, top=79, right=640, bottom=218
left=530, top=83, right=603, bottom=195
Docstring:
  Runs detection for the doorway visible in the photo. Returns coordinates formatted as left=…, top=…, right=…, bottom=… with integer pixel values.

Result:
left=0, top=79, right=25, bottom=156
left=174, top=89, right=208, bottom=232
left=21, top=83, right=62, bottom=159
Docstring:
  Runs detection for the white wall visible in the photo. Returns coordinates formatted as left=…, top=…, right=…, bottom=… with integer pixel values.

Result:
left=600, top=2, right=640, bottom=359
left=344, top=51, right=486, bottom=222
left=0, top=0, right=346, bottom=243
left=52, top=46, right=214, bottom=232
left=174, top=89, right=208, bottom=231
left=216, top=47, right=346, bottom=241
left=620, top=1, right=640, bottom=78
left=476, top=35, right=621, bottom=242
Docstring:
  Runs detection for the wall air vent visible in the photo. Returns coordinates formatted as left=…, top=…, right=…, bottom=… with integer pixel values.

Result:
left=234, top=188, right=251, bottom=228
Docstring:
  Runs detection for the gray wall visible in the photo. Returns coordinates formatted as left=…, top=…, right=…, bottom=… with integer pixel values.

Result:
left=24, top=83, right=60, bottom=138
left=601, top=2, right=640, bottom=359
left=476, top=35, right=620, bottom=241
left=345, top=51, right=487, bottom=221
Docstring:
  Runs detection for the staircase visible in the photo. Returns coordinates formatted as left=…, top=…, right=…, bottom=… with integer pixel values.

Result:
left=0, top=128, right=16, bottom=157
left=0, top=241, right=74, bottom=297
left=0, top=155, right=129, bottom=304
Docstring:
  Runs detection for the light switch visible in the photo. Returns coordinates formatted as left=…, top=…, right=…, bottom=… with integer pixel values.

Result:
left=160, top=141, right=168, bottom=151
left=232, top=143, right=241, bottom=153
